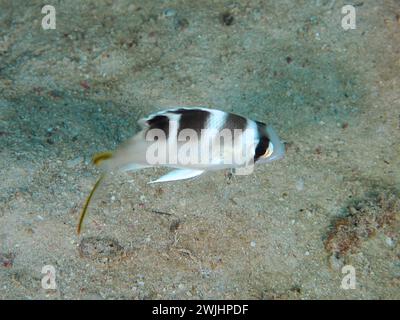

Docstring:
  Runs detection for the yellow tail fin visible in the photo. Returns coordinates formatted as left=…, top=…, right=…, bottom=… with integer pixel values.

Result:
left=92, top=151, right=113, bottom=166
left=77, top=174, right=105, bottom=234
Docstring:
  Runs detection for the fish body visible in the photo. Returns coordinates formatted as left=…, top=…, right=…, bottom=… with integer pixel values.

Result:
left=100, top=107, right=284, bottom=180
left=77, top=107, right=284, bottom=233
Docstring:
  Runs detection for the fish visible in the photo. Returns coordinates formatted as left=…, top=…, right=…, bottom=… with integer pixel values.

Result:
left=77, top=107, right=285, bottom=234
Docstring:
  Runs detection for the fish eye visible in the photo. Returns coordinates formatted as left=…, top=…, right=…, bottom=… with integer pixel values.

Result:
left=262, top=142, right=274, bottom=158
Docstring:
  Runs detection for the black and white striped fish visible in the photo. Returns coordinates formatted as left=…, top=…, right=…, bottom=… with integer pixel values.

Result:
left=77, top=107, right=284, bottom=233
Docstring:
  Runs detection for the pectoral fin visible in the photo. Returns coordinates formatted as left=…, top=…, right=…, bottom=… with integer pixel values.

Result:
left=149, top=169, right=205, bottom=184
left=92, top=151, right=113, bottom=166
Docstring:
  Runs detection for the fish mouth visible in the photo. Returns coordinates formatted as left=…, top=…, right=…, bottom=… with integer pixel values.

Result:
left=265, top=125, right=285, bottom=162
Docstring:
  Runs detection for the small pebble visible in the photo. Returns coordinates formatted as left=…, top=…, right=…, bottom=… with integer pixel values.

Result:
left=385, top=236, right=395, bottom=247
left=250, top=241, right=256, bottom=248
left=221, top=12, right=234, bottom=26
left=295, top=178, right=304, bottom=191
left=163, top=8, right=176, bottom=17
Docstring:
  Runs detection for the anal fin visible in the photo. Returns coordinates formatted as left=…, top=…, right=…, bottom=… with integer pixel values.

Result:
left=149, top=168, right=205, bottom=184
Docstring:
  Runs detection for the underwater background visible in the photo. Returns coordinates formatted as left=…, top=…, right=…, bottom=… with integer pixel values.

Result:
left=0, top=0, right=399, bottom=299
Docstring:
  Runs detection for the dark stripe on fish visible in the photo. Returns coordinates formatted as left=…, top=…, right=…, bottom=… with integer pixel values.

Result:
left=223, top=112, right=248, bottom=131
left=254, top=121, right=270, bottom=162
left=146, top=115, right=170, bottom=139
left=171, top=108, right=210, bottom=135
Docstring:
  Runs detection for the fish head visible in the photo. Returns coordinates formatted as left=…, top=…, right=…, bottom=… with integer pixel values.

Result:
left=254, top=125, right=285, bottom=164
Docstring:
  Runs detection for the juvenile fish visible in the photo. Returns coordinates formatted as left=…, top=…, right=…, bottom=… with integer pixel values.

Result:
left=77, top=107, right=284, bottom=233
